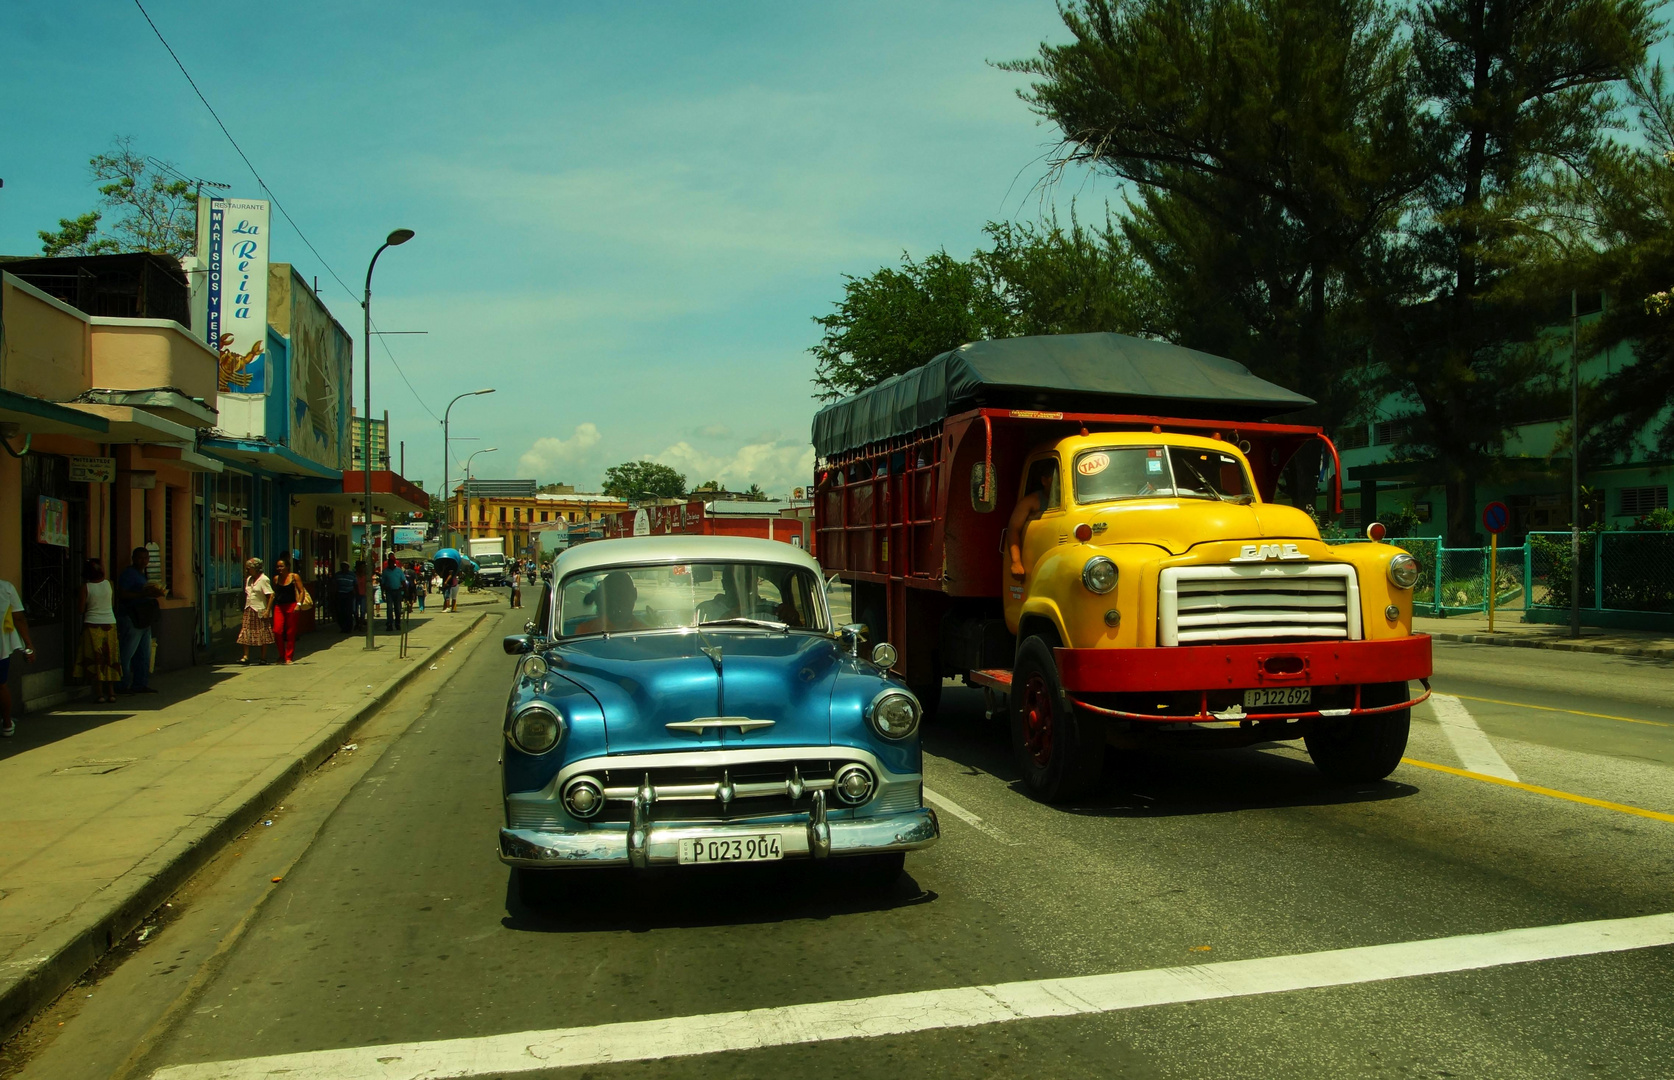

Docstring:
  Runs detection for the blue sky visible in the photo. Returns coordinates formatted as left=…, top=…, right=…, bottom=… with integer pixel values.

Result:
left=0, top=1, right=1097, bottom=497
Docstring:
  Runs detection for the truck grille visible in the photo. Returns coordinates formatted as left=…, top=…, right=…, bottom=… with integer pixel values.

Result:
left=1158, top=564, right=1361, bottom=646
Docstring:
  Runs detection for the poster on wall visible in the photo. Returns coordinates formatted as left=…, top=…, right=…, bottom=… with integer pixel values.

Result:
left=36, top=496, right=69, bottom=547
left=207, top=198, right=271, bottom=395
left=287, top=272, right=352, bottom=471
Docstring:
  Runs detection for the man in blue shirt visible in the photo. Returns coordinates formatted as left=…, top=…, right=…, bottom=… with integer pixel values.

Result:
left=379, top=558, right=408, bottom=632
left=115, top=547, right=163, bottom=694
left=331, top=563, right=357, bottom=633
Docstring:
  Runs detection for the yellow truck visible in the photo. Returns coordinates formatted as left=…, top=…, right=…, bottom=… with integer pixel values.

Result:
left=813, top=333, right=1432, bottom=801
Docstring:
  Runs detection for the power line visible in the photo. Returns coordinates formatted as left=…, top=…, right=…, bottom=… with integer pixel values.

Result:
left=131, top=0, right=441, bottom=425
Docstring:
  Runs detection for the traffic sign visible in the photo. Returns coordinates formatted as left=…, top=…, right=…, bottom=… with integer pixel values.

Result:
left=1483, top=501, right=1509, bottom=535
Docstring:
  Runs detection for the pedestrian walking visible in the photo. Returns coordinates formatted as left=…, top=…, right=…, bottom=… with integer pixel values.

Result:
left=415, top=562, right=428, bottom=613
left=74, top=558, right=122, bottom=701
left=0, top=574, right=38, bottom=737
left=404, top=562, right=419, bottom=616
left=237, top=558, right=276, bottom=664
left=270, top=557, right=311, bottom=665
left=380, top=558, right=408, bottom=632
left=114, top=546, right=163, bottom=695
left=442, top=566, right=460, bottom=612
left=509, top=565, right=523, bottom=609
left=354, top=561, right=368, bottom=630
left=331, top=563, right=357, bottom=632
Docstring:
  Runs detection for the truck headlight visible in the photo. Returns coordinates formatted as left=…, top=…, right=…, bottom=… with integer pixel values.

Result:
left=509, top=704, right=563, bottom=754
left=1082, top=556, right=1118, bottom=594
left=867, top=689, right=921, bottom=740
left=1387, top=553, right=1421, bottom=590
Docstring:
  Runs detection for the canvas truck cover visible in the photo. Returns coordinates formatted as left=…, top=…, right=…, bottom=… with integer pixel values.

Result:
left=811, top=332, right=1315, bottom=458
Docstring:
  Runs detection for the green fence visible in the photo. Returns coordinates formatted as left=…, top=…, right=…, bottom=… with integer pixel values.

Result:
left=1325, top=536, right=1522, bottom=617
left=1524, top=531, right=1674, bottom=629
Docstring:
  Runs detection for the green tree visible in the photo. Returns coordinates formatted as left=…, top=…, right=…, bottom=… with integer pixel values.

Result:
left=602, top=460, right=687, bottom=502
left=39, top=138, right=197, bottom=259
left=38, top=211, right=117, bottom=256
left=1367, top=0, right=1656, bottom=542
left=1007, top=0, right=1429, bottom=507
left=741, top=483, right=769, bottom=501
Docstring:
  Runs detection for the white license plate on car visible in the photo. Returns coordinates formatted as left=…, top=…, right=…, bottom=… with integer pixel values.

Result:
left=1244, top=686, right=1312, bottom=708
left=677, top=834, right=784, bottom=865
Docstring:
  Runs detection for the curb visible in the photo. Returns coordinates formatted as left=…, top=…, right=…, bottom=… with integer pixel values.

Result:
left=0, top=612, right=490, bottom=1045
left=1429, top=631, right=1674, bottom=660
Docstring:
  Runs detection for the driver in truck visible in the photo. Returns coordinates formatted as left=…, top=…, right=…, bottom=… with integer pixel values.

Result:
left=1007, top=457, right=1059, bottom=580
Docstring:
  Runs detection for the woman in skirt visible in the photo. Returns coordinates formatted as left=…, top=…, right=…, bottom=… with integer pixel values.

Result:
left=238, top=557, right=276, bottom=664
left=75, top=558, right=122, bottom=702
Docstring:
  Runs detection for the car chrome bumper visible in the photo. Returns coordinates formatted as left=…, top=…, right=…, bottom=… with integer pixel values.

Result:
left=499, top=806, right=939, bottom=868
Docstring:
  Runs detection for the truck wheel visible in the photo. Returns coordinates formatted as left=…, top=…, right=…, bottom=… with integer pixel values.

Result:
left=1009, top=635, right=1104, bottom=803
left=1305, top=682, right=1412, bottom=783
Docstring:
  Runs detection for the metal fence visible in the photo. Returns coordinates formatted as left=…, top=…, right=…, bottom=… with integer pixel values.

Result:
left=1327, top=531, right=1673, bottom=623
left=1525, top=531, right=1674, bottom=616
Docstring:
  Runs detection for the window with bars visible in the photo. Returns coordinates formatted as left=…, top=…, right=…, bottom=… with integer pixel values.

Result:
left=1336, top=425, right=1371, bottom=450
left=1619, top=486, right=1669, bottom=516
left=1373, top=419, right=1413, bottom=446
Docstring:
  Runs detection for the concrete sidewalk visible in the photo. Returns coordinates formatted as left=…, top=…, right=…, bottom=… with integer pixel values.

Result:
left=1415, top=610, right=1674, bottom=659
left=0, top=597, right=503, bottom=1043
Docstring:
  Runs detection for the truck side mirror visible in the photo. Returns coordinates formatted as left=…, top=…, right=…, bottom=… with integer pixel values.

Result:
left=970, top=462, right=996, bottom=513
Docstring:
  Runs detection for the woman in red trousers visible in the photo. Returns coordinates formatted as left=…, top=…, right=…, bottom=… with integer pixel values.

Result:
left=270, top=557, right=307, bottom=665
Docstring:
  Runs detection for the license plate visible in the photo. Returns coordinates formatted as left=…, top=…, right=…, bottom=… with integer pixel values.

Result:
left=1244, top=686, right=1312, bottom=708
left=677, top=834, right=784, bottom=865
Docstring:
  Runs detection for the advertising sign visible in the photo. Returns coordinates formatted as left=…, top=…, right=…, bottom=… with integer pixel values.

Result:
left=207, top=198, right=271, bottom=395
left=68, top=456, right=115, bottom=484
left=36, top=496, right=69, bottom=548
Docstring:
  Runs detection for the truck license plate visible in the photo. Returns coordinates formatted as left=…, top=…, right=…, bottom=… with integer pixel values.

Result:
left=1244, top=687, right=1312, bottom=708
left=677, top=834, right=784, bottom=865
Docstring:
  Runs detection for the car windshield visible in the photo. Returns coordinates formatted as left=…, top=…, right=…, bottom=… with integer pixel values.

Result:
left=1073, top=446, right=1254, bottom=505
left=557, top=561, right=828, bottom=637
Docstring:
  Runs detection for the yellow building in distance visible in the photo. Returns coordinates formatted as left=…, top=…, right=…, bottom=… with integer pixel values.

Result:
left=449, top=480, right=625, bottom=555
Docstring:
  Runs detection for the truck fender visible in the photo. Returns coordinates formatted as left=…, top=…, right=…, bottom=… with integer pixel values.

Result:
left=1016, top=598, right=1069, bottom=651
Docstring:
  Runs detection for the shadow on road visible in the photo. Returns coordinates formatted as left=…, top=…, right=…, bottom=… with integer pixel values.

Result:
left=927, top=682, right=1421, bottom=819
left=501, top=861, right=937, bottom=933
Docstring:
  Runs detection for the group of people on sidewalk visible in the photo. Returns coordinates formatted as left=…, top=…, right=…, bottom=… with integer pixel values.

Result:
left=236, top=556, right=313, bottom=665
left=235, top=555, right=466, bottom=663
left=1, top=547, right=170, bottom=738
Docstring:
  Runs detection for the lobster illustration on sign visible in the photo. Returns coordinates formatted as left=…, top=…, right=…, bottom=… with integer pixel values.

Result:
left=216, top=333, right=264, bottom=392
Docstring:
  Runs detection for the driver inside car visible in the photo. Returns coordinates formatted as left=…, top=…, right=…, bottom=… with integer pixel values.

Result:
left=574, top=571, right=650, bottom=634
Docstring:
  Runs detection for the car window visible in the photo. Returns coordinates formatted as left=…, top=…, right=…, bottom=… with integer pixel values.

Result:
left=1024, top=457, right=1061, bottom=510
left=558, top=561, right=827, bottom=637
left=1073, top=446, right=1254, bottom=505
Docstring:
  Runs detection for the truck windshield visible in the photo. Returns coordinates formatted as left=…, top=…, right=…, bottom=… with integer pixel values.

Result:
left=478, top=554, right=505, bottom=566
left=1073, top=446, right=1253, bottom=505
left=558, top=561, right=828, bottom=637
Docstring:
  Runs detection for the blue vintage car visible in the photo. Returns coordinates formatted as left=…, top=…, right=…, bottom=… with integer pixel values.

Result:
left=499, top=535, right=939, bottom=896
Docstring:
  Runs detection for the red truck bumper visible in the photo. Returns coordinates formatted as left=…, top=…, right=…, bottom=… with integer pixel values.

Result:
left=969, top=635, right=1432, bottom=723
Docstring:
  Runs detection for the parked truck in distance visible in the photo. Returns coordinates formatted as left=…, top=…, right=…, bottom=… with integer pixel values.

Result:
left=812, top=333, right=1433, bottom=802
left=468, top=536, right=508, bottom=585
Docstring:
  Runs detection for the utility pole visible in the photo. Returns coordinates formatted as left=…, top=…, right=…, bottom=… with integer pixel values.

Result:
left=1570, top=289, right=1581, bottom=639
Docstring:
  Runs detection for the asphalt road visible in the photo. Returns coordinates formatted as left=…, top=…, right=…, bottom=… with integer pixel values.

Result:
left=11, top=622, right=1674, bottom=1080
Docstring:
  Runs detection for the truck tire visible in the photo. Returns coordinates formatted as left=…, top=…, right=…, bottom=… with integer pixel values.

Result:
left=1305, top=682, right=1412, bottom=783
left=1009, top=635, right=1104, bottom=803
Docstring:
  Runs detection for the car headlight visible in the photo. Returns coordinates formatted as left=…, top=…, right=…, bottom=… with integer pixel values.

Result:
left=1387, top=553, right=1421, bottom=590
left=867, top=689, right=921, bottom=740
left=1082, top=556, right=1118, bottom=594
left=509, top=704, right=563, bottom=754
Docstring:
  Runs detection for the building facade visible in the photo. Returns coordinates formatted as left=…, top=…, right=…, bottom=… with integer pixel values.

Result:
left=447, top=481, right=626, bottom=556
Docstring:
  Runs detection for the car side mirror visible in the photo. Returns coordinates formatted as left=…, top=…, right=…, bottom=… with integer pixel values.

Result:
left=971, top=462, right=996, bottom=513
left=502, top=634, right=534, bottom=656
left=524, top=620, right=539, bottom=635
left=838, top=623, right=866, bottom=657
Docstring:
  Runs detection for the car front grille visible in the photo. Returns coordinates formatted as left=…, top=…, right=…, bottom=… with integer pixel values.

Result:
left=1158, top=564, right=1361, bottom=645
left=587, top=760, right=850, bottom=823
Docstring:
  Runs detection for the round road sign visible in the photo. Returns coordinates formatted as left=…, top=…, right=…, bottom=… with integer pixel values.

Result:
left=1482, top=501, right=1510, bottom=535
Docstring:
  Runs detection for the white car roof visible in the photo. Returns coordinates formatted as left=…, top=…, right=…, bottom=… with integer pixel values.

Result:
left=551, top=535, right=822, bottom=578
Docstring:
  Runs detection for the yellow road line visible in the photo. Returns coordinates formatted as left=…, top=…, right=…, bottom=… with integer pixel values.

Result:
left=1402, top=757, right=1674, bottom=824
left=1447, top=692, right=1671, bottom=728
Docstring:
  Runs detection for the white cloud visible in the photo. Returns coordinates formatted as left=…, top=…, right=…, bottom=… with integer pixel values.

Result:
left=654, top=438, right=817, bottom=499
left=519, top=422, right=604, bottom=480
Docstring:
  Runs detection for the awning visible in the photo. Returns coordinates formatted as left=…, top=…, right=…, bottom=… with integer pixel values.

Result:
left=200, top=436, right=342, bottom=479
left=62, top=403, right=196, bottom=447
left=0, top=388, right=110, bottom=436
left=79, top=387, right=216, bottom=429
left=341, top=470, right=429, bottom=516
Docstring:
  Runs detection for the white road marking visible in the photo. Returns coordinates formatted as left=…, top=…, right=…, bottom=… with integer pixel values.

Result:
left=1429, top=693, right=1519, bottom=782
left=923, top=787, right=1018, bottom=846
left=151, top=912, right=1674, bottom=1080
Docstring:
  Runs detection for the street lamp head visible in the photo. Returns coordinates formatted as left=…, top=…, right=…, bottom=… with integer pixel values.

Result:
left=473, top=388, right=496, bottom=396
left=386, top=228, right=416, bottom=246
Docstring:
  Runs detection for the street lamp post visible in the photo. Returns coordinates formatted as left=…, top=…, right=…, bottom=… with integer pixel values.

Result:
left=444, top=389, right=495, bottom=551
left=363, top=227, right=415, bottom=651
left=463, top=447, right=498, bottom=554
left=1570, top=289, right=1581, bottom=639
